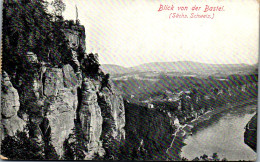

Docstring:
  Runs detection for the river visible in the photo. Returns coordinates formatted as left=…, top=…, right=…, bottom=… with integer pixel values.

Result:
left=181, top=104, right=257, bottom=161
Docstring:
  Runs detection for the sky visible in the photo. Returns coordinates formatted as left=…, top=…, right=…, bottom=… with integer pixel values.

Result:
left=60, top=0, right=259, bottom=67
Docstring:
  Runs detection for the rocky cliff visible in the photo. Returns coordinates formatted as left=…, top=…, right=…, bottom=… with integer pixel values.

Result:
left=1, top=20, right=125, bottom=160
left=1, top=65, right=125, bottom=160
left=1, top=71, right=26, bottom=138
left=244, top=113, right=257, bottom=152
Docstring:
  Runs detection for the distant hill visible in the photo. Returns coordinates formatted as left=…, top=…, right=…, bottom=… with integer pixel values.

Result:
left=101, top=61, right=257, bottom=75
left=131, top=61, right=254, bottom=73
left=100, top=64, right=132, bottom=74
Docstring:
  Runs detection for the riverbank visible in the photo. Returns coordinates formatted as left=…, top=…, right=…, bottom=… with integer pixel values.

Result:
left=174, top=98, right=257, bottom=138
left=189, top=98, right=257, bottom=127
left=166, top=97, right=257, bottom=160
left=181, top=101, right=257, bottom=161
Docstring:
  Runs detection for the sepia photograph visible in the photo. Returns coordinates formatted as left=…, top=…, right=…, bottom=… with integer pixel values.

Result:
left=0, top=0, right=258, bottom=161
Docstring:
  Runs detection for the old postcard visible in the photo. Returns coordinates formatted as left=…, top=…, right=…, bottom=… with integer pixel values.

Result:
left=1, top=0, right=258, bottom=161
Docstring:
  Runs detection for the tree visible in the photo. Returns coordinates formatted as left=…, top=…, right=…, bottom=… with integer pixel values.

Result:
left=3, top=0, right=53, bottom=74
left=50, top=0, right=66, bottom=22
left=3, top=0, right=71, bottom=71
left=1, top=131, right=45, bottom=160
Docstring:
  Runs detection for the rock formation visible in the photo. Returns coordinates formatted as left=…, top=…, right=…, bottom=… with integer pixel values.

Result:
left=1, top=65, right=125, bottom=160
left=244, top=113, right=257, bottom=152
left=1, top=71, right=26, bottom=138
left=79, top=77, right=104, bottom=159
left=97, top=85, right=126, bottom=159
left=1, top=20, right=125, bottom=160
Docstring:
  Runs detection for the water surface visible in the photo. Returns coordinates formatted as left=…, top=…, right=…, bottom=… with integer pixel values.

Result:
left=181, top=104, right=257, bottom=161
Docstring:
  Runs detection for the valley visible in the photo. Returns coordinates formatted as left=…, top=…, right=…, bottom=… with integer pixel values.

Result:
left=102, top=62, right=258, bottom=160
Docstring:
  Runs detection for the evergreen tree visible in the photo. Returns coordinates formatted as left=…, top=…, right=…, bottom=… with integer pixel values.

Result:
left=3, top=0, right=70, bottom=72
left=50, top=0, right=66, bottom=22
left=3, top=0, right=52, bottom=73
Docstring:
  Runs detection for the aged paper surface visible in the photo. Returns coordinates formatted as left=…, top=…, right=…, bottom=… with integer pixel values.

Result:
left=0, top=0, right=258, bottom=161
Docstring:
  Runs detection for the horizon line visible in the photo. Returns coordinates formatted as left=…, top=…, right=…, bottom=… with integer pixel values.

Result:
left=101, top=61, right=259, bottom=68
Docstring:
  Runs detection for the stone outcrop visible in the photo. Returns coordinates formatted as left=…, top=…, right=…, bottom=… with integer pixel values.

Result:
left=1, top=63, right=125, bottom=160
left=1, top=71, right=26, bottom=138
left=97, top=84, right=126, bottom=159
left=42, top=67, right=78, bottom=157
left=244, top=113, right=257, bottom=152
left=79, top=77, right=104, bottom=159
left=62, top=64, right=78, bottom=88
left=123, top=101, right=175, bottom=161
left=1, top=20, right=125, bottom=160
left=99, top=86, right=125, bottom=139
